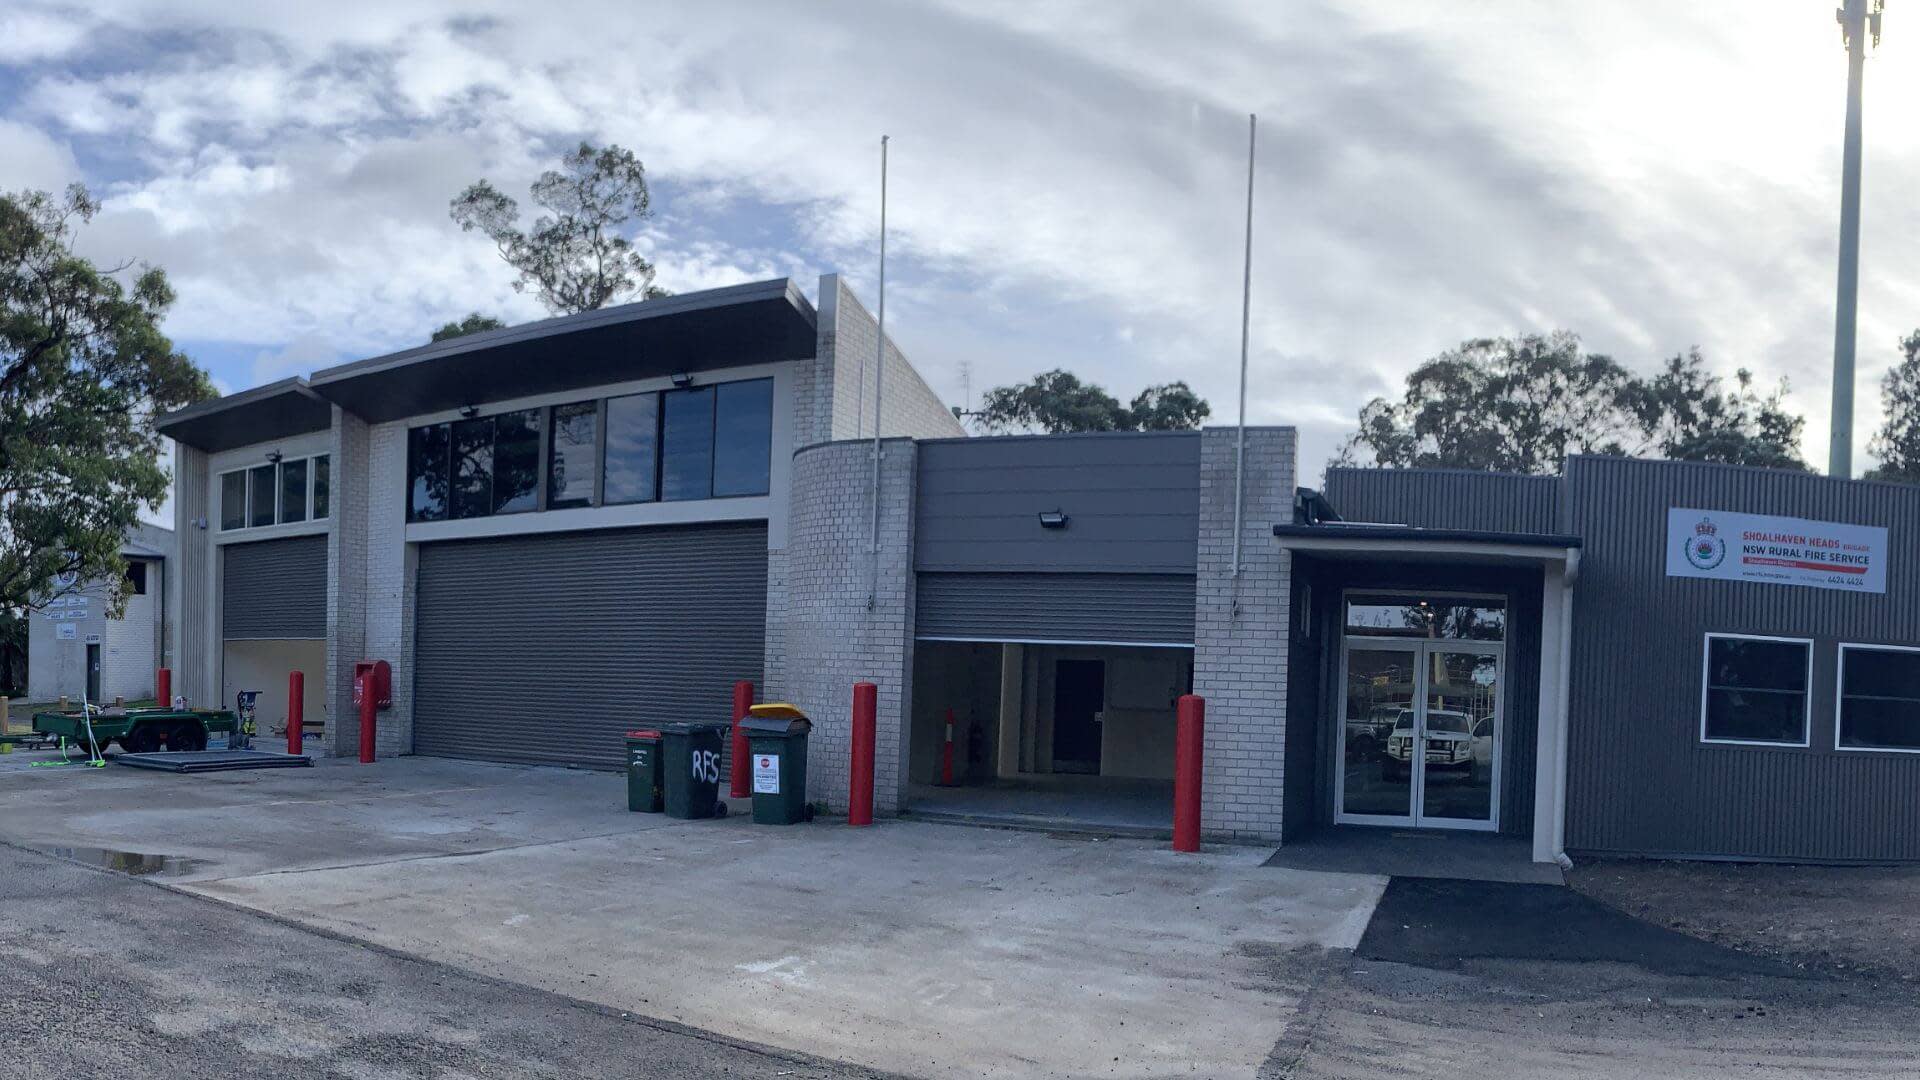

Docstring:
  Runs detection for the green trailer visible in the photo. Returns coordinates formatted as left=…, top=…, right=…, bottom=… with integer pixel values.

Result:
left=32, top=707, right=238, bottom=756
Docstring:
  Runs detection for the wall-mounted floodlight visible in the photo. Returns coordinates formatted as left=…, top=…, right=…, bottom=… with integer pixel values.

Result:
left=671, top=371, right=695, bottom=389
left=1037, top=509, right=1069, bottom=530
left=266, top=450, right=283, bottom=464
left=459, top=404, right=481, bottom=419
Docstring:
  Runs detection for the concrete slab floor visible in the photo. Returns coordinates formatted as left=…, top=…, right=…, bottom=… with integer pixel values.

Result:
left=0, top=751, right=1389, bottom=1079
left=906, top=775, right=1173, bottom=837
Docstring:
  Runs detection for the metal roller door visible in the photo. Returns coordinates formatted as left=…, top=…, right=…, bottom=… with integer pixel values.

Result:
left=412, top=521, right=768, bottom=767
left=915, top=571, right=1195, bottom=646
left=223, top=536, right=327, bottom=639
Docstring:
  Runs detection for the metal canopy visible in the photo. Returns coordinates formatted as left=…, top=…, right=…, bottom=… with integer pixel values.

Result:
left=156, top=378, right=334, bottom=453
left=308, top=278, right=817, bottom=423
left=1272, top=523, right=1582, bottom=567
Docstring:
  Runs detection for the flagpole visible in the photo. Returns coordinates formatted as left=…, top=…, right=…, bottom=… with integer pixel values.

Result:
left=1231, top=114, right=1256, bottom=586
left=868, top=134, right=889, bottom=608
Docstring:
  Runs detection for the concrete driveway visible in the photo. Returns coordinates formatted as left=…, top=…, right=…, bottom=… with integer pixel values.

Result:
left=0, top=752, right=1384, bottom=1078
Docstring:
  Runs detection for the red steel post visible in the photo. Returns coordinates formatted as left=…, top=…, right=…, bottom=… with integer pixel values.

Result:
left=1173, top=694, right=1205, bottom=852
left=729, top=680, right=756, bottom=799
left=849, top=682, right=877, bottom=826
left=156, top=667, right=172, bottom=707
left=358, top=685, right=377, bottom=764
left=940, top=707, right=956, bottom=786
left=287, top=671, right=304, bottom=754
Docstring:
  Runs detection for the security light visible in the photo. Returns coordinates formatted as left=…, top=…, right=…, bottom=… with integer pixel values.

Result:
left=459, top=404, right=481, bottom=419
left=671, top=371, right=695, bottom=389
left=266, top=451, right=283, bottom=464
left=1037, top=509, right=1069, bottom=529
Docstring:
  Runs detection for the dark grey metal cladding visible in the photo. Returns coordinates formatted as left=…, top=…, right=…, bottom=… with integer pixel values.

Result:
left=916, top=572, right=1196, bottom=645
left=915, top=432, right=1200, bottom=573
left=1563, top=455, right=1920, bottom=860
left=1323, top=468, right=1562, bottom=535
left=1290, top=557, right=1541, bottom=837
left=412, top=522, right=768, bottom=768
left=221, top=535, right=327, bottom=639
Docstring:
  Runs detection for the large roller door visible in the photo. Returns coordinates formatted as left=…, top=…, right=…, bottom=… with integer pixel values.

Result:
left=222, top=536, right=327, bottom=639
left=412, top=521, right=768, bottom=767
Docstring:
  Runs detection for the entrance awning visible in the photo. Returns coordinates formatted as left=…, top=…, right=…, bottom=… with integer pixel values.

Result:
left=1271, top=523, right=1581, bottom=566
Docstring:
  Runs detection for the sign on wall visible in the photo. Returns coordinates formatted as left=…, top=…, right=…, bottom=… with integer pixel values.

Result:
left=55, top=624, right=77, bottom=640
left=1666, top=507, right=1887, bottom=593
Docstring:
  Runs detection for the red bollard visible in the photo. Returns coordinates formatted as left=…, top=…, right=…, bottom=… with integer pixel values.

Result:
left=1173, top=694, right=1205, bottom=852
left=849, top=682, right=877, bottom=827
left=358, top=686, right=377, bottom=764
left=729, top=680, right=755, bottom=799
left=287, top=671, right=304, bottom=754
left=156, top=667, right=171, bottom=707
left=940, top=707, right=956, bottom=786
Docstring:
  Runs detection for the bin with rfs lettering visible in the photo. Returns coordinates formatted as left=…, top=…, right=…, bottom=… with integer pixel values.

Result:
left=740, top=704, right=814, bottom=825
left=659, top=722, right=729, bottom=820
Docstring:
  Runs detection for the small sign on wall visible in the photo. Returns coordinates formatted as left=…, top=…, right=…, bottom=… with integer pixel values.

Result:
left=1666, top=507, right=1887, bottom=593
left=55, top=624, right=77, bottom=640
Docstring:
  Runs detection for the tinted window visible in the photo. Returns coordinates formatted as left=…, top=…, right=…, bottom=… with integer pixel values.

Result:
left=492, top=410, right=542, bottom=515
left=548, top=402, right=598, bottom=509
left=1345, top=594, right=1506, bottom=641
left=312, top=455, right=330, bottom=519
left=712, top=378, right=773, bottom=497
left=248, top=464, right=276, bottom=527
left=1703, top=636, right=1808, bottom=744
left=604, top=393, right=659, bottom=504
left=448, top=417, right=494, bottom=519
left=279, top=458, right=308, bottom=524
left=407, top=423, right=450, bottom=522
left=660, top=386, right=715, bottom=501
left=220, top=471, right=247, bottom=531
left=1839, top=647, right=1920, bottom=751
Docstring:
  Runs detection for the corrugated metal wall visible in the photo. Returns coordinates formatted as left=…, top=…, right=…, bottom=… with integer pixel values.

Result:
left=916, top=432, right=1199, bottom=573
left=221, top=535, right=327, bottom=639
left=1323, top=468, right=1562, bottom=535
left=1564, top=455, right=1920, bottom=860
left=412, top=522, right=768, bottom=768
left=916, top=572, right=1195, bottom=645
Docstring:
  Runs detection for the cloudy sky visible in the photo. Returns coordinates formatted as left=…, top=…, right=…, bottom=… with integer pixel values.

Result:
left=4, top=1, right=1917, bottom=482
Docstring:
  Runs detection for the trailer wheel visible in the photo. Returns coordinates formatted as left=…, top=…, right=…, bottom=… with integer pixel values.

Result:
left=124, top=725, right=160, bottom=754
left=171, top=723, right=209, bottom=753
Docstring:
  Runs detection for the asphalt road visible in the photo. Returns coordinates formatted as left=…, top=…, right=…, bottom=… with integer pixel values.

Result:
left=0, top=843, right=893, bottom=1080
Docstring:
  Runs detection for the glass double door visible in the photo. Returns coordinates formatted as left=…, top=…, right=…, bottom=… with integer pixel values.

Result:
left=1338, top=638, right=1501, bottom=830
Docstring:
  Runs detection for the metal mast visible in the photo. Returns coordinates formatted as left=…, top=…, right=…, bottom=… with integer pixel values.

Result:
left=1829, top=0, right=1885, bottom=477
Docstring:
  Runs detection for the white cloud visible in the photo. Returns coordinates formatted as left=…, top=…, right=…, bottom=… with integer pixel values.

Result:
left=3, top=0, right=1917, bottom=476
left=0, top=118, right=80, bottom=190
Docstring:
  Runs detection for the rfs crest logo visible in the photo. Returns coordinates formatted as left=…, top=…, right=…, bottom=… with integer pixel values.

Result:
left=1684, top=517, right=1727, bottom=570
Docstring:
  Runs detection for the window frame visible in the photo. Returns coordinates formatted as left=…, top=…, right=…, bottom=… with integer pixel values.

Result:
left=1834, top=642, right=1920, bottom=755
left=1698, top=631, right=1814, bottom=748
left=216, top=454, right=329, bottom=533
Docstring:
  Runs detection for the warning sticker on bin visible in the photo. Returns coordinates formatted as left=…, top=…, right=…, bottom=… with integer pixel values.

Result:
left=754, top=754, right=780, bottom=794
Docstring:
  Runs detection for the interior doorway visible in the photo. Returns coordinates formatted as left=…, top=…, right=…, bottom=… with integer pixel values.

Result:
left=1337, top=636, right=1502, bottom=832
left=1050, top=659, right=1105, bottom=774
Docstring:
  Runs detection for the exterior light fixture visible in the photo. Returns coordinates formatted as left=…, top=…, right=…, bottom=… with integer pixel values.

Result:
left=1037, top=509, right=1069, bottom=529
left=266, top=451, right=283, bottom=464
left=671, top=371, right=695, bottom=389
left=459, top=404, right=481, bottom=419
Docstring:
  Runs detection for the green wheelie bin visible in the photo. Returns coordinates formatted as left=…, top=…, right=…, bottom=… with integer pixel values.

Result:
left=740, top=704, right=814, bottom=825
left=659, top=722, right=728, bottom=820
left=624, top=730, right=663, bottom=812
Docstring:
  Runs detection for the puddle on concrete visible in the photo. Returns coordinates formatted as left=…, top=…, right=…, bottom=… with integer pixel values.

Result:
left=45, top=846, right=207, bottom=877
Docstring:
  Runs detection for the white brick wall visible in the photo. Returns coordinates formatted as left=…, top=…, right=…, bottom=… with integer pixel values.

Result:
left=765, top=438, right=917, bottom=814
left=326, top=407, right=370, bottom=756
left=1193, top=426, right=1296, bottom=841
left=817, top=275, right=965, bottom=443
left=360, top=418, right=413, bottom=758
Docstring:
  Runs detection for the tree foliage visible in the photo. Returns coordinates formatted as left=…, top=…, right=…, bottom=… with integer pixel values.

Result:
left=973, top=369, right=1211, bottom=434
left=450, top=143, right=668, bottom=315
left=1336, top=332, right=1807, bottom=474
left=1866, top=330, right=1920, bottom=483
left=431, top=312, right=507, bottom=342
left=0, top=185, right=213, bottom=619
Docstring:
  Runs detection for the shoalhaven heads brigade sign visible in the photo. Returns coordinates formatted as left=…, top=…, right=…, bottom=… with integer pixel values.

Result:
left=1665, top=507, right=1887, bottom=594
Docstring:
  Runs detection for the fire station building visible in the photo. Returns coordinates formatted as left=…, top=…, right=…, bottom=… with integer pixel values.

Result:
left=158, top=277, right=1920, bottom=864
